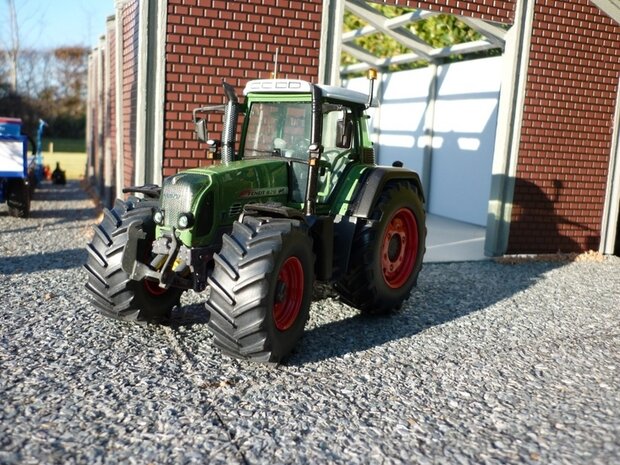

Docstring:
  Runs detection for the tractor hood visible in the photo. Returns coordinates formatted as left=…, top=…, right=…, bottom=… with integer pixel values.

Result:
left=156, top=158, right=290, bottom=247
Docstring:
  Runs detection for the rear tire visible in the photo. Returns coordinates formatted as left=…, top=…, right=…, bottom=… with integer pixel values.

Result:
left=7, top=178, right=31, bottom=218
left=84, top=197, right=182, bottom=322
left=205, top=216, right=314, bottom=362
left=335, top=182, right=425, bottom=314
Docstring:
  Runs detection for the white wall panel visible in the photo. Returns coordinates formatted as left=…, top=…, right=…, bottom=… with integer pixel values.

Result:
left=429, top=57, right=501, bottom=225
left=345, top=55, right=502, bottom=226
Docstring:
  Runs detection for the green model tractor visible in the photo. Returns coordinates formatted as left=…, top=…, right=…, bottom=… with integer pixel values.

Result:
left=85, top=74, right=426, bottom=362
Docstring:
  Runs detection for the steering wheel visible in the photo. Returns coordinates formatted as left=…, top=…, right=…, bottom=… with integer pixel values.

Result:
left=321, top=149, right=351, bottom=173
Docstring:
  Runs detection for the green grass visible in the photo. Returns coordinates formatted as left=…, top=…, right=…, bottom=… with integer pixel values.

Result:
left=43, top=152, right=87, bottom=180
left=46, top=138, right=86, bottom=153
left=42, top=138, right=87, bottom=179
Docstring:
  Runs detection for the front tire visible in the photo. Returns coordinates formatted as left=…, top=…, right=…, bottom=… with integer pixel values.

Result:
left=84, top=197, right=182, bottom=322
left=205, top=216, right=314, bottom=363
left=335, top=182, right=426, bottom=314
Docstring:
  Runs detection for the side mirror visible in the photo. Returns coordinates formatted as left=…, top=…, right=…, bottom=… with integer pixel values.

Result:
left=336, top=116, right=353, bottom=149
left=195, top=118, right=208, bottom=142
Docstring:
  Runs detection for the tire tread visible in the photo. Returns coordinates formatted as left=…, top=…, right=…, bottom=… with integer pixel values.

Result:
left=84, top=197, right=182, bottom=322
left=205, top=216, right=313, bottom=362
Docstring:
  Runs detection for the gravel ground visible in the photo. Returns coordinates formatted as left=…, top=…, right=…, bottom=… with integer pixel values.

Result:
left=1, top=180, right=619, bottom=465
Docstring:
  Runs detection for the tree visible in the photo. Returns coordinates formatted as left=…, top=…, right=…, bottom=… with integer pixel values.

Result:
left=0, top=51, right=9, bottom=97
left=0, top=46, right=89, bottom=138
left=17, top=48, right=53, bottom=97
left=0, top=1, right=89, bottom=138
left=5, top=0, right=19, bottom=92
left=53, top=46, right=88, bottom=115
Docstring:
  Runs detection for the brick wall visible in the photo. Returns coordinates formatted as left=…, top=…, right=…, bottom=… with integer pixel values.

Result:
left=507, top=0, right=620, bottom=253
left=381, top=0, right=515, bottom=23
left=163, top=0, right=323, bottom=177
left=161, top=0, right=516, bottom=177
left=120, top=0, right=140, bottom=188
left=85, top=0, right=620, bottom=255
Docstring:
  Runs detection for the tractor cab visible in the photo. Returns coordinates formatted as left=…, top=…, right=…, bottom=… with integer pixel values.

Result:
left=192, top=79, right=375, bottom=213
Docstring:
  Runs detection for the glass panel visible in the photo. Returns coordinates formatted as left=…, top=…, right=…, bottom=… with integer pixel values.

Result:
left=318, top=104, right=355, bottom=202
left=243, top=102, right=311, bottom=160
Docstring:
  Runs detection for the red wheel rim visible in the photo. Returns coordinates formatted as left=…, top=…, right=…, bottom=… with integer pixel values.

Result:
left=143, top=279, right=168, bottom=296
left=273, top=256, right=304, bottom=331
left=381, top=208, right=418, bottom=289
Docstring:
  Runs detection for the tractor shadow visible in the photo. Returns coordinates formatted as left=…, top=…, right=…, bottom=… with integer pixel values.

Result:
left=162, top=260, right=567, bottom=364
left=289, top=260, right=567, bottom=365
left=168, top=303, right=210, bottom=326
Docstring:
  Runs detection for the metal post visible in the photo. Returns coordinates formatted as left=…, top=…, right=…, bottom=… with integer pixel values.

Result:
left=484, top=0, right=535, bottom=257
left=318, top=0, right=345, bottom=86
left=421, top=63, right=438, bottom=202
left=599, top=77, right=620, bottom=254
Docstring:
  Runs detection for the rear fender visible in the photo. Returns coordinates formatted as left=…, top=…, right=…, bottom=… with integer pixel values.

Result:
left=349, top=167, right=425, bottom=219
left=329, top=167, right=425, bottom=280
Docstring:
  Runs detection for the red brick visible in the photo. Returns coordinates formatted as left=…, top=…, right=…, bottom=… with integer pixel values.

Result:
left=508, top=0, right=617, bottom=254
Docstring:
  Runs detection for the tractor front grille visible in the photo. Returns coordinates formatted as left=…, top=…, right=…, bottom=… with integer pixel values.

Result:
left=161, top=183, right=192, bottom=227
left=229, top=203, right=243, bottom=218
left=160, top=173, right=208, bottom=227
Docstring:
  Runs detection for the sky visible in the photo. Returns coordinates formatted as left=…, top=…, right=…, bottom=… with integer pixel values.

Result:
left=1, top=0, right=116, bottom=50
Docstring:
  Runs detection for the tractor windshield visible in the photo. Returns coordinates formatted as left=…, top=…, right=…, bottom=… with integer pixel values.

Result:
left=242, top=102, right=311, bottom=160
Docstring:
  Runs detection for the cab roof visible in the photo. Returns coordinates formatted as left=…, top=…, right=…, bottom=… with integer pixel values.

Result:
left=243, top=79, right=371, bottom=106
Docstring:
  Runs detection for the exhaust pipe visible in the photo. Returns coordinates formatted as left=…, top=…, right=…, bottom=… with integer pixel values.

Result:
left=221, top=82, right=239, bottom=165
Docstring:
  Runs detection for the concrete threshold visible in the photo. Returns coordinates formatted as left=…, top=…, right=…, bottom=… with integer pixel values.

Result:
left=424, top=214, right=488, bottom=263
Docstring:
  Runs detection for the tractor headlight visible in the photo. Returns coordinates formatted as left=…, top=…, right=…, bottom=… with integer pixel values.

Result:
left=153, top=209, right=164, bottom=225
left=177, top=213, right=194, bottom=229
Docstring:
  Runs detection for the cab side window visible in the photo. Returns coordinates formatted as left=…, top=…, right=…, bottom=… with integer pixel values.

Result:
left=318, top=104, right=356, bottom=202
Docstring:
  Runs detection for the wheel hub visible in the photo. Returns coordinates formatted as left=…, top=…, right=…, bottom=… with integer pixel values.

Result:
left=381, top=208, right=418, bottom=289
left=387, top=233, right=403, bottom=263
left=275, top=281, right=287, bottom=303
left=273, top=256, right=304, bottom=331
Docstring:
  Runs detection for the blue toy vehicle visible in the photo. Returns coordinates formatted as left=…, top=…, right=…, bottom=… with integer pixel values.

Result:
left=0, top=117, right=45, bottom=217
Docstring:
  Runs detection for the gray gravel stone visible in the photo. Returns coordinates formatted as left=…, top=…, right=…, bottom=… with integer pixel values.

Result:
left=0, top=180, right=619, bottom=464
